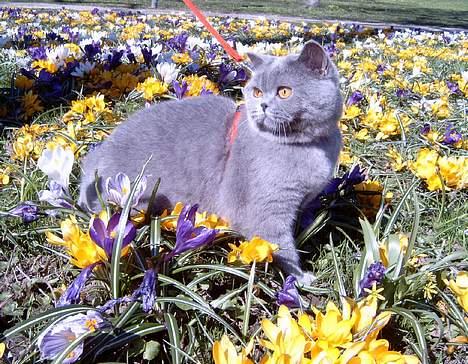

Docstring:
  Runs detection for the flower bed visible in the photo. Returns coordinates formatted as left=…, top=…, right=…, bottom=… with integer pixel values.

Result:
left=0, top=6, right=467, bottom=363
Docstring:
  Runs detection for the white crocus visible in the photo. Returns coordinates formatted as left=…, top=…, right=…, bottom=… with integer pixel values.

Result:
left=71, top=61, right=95, bottom=78
left=37, top=145, right=74, bottom=189
left=156, top=62, right=180, bottom=84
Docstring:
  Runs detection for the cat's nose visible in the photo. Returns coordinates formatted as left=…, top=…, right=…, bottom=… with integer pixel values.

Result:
left=261, top=103, right=268, bottom=112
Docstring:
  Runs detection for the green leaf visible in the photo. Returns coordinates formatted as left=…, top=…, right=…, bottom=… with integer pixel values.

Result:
left=156, top=297, right=244, bottom=344
left=387, top=307, right=429, bottom=363
left=143, top=340, right=161, bottom=360
left=111, top=157, right=151, bottom=299
left=402, top=189, right=419, bottom=271
left=159, top=274, right=209, bottom=307
left=296, top=210, right=330, bottom=247
left=150, top=216, right=161, bottom=257
left=1, top=305, right=91, bottom=341
left=383, top=179, right=419, bottom=237
left=94, top=323, right=165, bottom=358
left=242, top=261, right=256, bottom=337
left=172, top=264, right=275, bottom=298
left=329, top=234, right=347, bottom=298
left=165, top=313, right=182, bottom=364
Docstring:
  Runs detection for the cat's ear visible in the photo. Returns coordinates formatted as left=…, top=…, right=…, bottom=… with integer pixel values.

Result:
left=297, top=40, right=329, bottom=74
left=246, top=52, right=267, bottom=69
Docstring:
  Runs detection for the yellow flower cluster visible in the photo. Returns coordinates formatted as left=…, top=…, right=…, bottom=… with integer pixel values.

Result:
left=214, top=301, right=419, bottom=364
left=46, top=216, right=106, bottom=268
left=444, top=271, right=468, bottom=312
left=183, top=75, right=220, bottom=97
left=10, top=124, right=50, bottom=160
left=160, top=202, right=229, bottom=230
left=63, top=94, right=113, bottom=125
left=409, top=148, right=467, bottom=191
left=227, top=236, right=278, bottom=264
left=46, top=213, right=130, bottom=268
left=171, top=52, right=193, bottom=65
left=136, top=77, right=169, bottom=101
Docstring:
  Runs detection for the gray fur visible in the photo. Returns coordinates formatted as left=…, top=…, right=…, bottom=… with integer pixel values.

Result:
left=79, top=40, right=343, bottom=285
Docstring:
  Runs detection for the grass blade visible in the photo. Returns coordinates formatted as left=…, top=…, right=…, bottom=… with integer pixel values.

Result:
left=111, top=157, right=151, bottom=299
left=94, top=323, right=165, bottom=358
left=329, top=233, right=347, bottom=298
left=165, top=313, right=182, bottom=364
left=242, top=260, right=256, bottom=337
left=387, top=307, right=429, bottom=363
left=156, top=297, right=244, bottom=344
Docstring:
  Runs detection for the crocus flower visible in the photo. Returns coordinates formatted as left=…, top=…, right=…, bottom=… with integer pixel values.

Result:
left=218, top=63, right=247, bottom=87
left=276, top=275, right=301, bottom=308
left=89, top=212, right=136, bottom=258
left=165, top=204, right=218, bottom=260
left=359, top=262, right=386, bottom=295
left=57, top=263, right=98, bottom=307
left=105, top=172, right=147, bottom=209
left=37, top=145, right=74, bottom=190
left=37, top=311, right=106, bottom=363
left=421, top=123, right=431, bottom=135
left=442, top=125, right=462, bottom=145
left=347, top=90, right=364, bottom=106
left=156, top=62, right=180, bottom=84
left=446, top=81, right=461, bottom=94
left=8, top=201, right=39, bottom=223
left=172, top=80, right=188, bottom=99
left=38, top=180, right=73, bottom=209
left=212, top=335, right=254, bottom=364
left=132, top=268, right=157, bottom=312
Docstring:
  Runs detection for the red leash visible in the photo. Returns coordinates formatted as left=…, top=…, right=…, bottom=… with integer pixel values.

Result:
left=181, top=0, right=244, bottom=63
left=182, top=0, right=245, bottom=145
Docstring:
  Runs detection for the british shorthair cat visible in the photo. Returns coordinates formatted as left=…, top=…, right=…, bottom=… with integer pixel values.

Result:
left=79, top=40, right=343, bottom=285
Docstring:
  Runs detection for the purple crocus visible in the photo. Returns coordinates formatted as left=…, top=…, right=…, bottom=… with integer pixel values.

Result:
left=38, top=180, right=73, bottom=210
left=301, top=165, right=366, bottom=228
left=421, top=123, right=431, bottom=135
left=359, top=261, right=386, bottom=295
left=172, top=80, right=188, bottom=99
left=89, top=213, right=136, bottom=258
left=376, top=64, right=386, bottom=74
left=37, top=311, right=106, bottom=363
left=446, top=81, right=461, bottom=95
left=347, top=90, right=364, bottom=106
left=276, top=275, right=301, bottom=308
left=141, top=47, right=154, bottom=66
left=9, top=201, right=39, bottom=223
left=132, top=269, right=157, bottom=312
left=165, top=204, right=218, bottom=261
left=57, top=263, right=98, bottom=307
left=218, top=63, right=247, bottom=87
left=442, top=125, right=462, bottom=145
left=84, top=42, right=101, bottom=61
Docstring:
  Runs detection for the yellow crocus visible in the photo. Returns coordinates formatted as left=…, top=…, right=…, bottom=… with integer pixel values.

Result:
left=227, top=236, right=278, bottom=264
left=46, top=216, right=106, bottom=268
left=444, top=271, right=468, bottom=312
left=212, top=335, right=253, bottom=364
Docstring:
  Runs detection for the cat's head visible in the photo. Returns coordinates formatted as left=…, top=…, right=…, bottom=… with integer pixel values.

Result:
left=243, top=40, right=342, bottom=144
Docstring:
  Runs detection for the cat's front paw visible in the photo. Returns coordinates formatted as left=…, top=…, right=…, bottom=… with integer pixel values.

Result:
left=296, top=271, right=316, bottom=287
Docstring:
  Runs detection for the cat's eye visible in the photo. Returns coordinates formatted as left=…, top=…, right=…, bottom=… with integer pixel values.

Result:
left=253, top=87, right=263, bottom=98
left=277, top=87, right=292, bottom=99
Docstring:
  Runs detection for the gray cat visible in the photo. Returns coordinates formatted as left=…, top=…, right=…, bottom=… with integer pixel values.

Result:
left=79, top=40, right=343, bottom=285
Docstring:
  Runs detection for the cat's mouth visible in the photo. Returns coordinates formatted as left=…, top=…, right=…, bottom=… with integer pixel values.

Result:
left=256, top=116, right=304, bottom=137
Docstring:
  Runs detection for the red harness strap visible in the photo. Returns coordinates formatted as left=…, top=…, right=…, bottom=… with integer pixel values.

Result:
left=182, top=0, right=243, bottom=63
left=228, top=106, right=243, bottom=145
